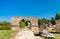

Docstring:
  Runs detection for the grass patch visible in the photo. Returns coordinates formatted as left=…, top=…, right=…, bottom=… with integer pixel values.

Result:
left=0, top=30, right=15, bottom=39
left=52, top=34, right=60, bottom=39
left=55, top=38, right=60, bottom=39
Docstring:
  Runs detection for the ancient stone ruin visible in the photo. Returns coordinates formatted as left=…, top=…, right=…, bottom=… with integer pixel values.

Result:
left=56, top=19, right=60, bottom=32
left=11, top=16, right=38, bottom=32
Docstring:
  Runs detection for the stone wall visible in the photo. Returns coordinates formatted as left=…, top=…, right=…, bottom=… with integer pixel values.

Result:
left=56, top=19, right=60, bottom=32
left=12, top=17, right=24, bottom=25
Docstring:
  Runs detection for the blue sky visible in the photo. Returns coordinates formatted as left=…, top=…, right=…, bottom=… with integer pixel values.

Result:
left=0, top=0, right=60, bottom=22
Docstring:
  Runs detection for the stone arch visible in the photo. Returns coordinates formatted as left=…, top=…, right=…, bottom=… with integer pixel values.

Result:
left=11, top=17, right=38, bottom=32
left=11, top=17, right=24, bottom=30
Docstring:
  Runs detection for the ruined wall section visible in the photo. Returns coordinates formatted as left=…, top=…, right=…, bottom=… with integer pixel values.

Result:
left=56, top=20, right=60, bottom=32
left=12, top=17, right=24, bottom=26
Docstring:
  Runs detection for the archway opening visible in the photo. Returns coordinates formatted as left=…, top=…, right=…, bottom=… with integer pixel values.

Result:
left=19, top=19, right=31, bottom=28
left=26, top=20, right=31, bottom=27
left=19, top=19, right=26, bottom=28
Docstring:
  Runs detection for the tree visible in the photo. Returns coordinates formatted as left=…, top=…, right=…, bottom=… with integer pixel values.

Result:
left=55, top=13, right=60, bottom=20
left=42, top=18, right=49, bottom=24
left=38, top=19, right=43, bottom=25
left=0, top=21, right=11, bottom=30
left=0, top=21, right=2, bottom=25
left=51, top=17, right=56, bottom=25
left=38, top=18, right=49, bottom=25
left=48, top=20, right=51, bottom=22
left=2, top=21, right=11, bottom=26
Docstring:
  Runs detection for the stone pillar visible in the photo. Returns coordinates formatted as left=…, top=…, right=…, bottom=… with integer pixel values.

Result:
left=28, top=17, right=38, bottom=33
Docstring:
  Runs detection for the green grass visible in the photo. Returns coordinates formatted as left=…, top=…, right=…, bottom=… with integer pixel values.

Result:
left=0, top=30, right=15, bottom=39
left=55, top=34, right=60, bottom=39
left=55, top=38, right=60, bottom=39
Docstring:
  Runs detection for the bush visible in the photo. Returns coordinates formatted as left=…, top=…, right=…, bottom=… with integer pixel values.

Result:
left=19, top=21, right=26, bottom=28
left=4, top=26, right=11, bottom=30
left=48, top=29, right=56, bottom=32
left=0, top=26, right=3, bottom=30
left=0, top=26, right=11, bottom=30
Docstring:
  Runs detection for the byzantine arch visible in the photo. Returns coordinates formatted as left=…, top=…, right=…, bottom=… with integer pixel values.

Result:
left=11, top=16, right=38, bottom=31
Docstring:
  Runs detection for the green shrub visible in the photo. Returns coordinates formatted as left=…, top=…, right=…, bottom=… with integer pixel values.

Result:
left=19, top=21, right=26, bottom=28
left=0, top=26, right=11, bottom=30
left=4, top=26, right=11, bottom=30
left=0, top=26, right=3, bottom=30
left=48, top=29, right=56, bottom=32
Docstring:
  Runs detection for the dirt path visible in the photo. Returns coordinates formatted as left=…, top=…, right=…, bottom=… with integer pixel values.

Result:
left=15, top=28, right=42, bottom=39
